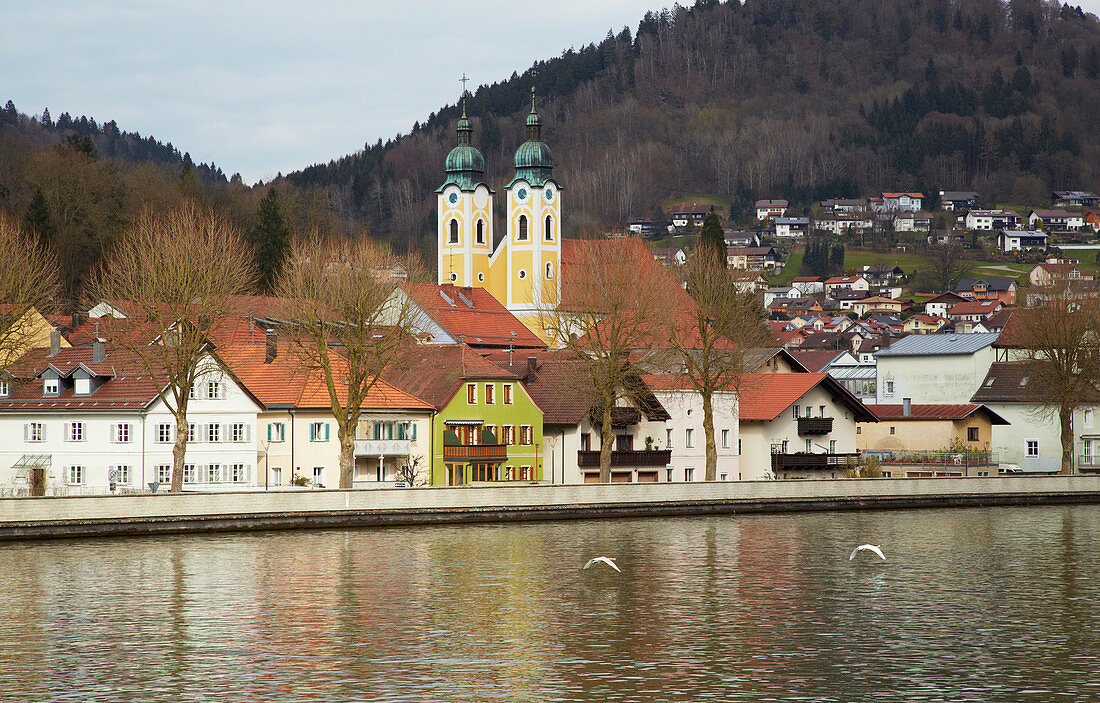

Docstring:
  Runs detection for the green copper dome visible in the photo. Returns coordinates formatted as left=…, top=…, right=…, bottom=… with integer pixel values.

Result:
left=437, top=93, right=489, bottom=193
left=509, top=86, right=555, bottom=187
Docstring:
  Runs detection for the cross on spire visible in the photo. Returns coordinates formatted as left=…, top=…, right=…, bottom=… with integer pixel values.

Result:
left=459, top=73, right=469, bottom=96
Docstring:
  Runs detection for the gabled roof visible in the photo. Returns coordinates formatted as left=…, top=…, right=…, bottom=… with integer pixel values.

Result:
left=382, top=343, right=519, bottom=411
left=971, top=360, right=1100, bottom=404
left=925, top=292, right=968, bottom=305
left=956, top=278, right=1017, bottom=292
left=738, top=372, right=876, bottom=421
left=863, top=403, right=1009, bottom=424
left=940, top=191, right=979, bottom=200
left=948, top=300, right=1002, bottom=315
left=882, top=192, right=924, bottom=198
left=755, top=199, right=789, bottom=207
left=403, top=283, right=546, bottom=349
left=789, top=349, right=847, bottom=372
left=875, top=332, right=999, bottom=357
left=670, top=203, right=714, bottom=215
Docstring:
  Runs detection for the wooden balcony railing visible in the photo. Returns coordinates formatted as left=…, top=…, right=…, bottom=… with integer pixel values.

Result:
left=797, top=417, right=833, bottom=435
left=442, top=444, right=508, bottom=461
left=577, top=449, right=672, bottom=468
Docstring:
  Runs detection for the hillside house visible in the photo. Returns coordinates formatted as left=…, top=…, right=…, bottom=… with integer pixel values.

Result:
left=774, top=217, right=810, bottom=238
left=939, top=191, right=979, bottom=211
left=1027, top=210, right=1084, bottom=231
left=755, top=199, right=788, bottom=220
left=727, top=246, right=781, bottom=270
left=791, top=276, right=824, bottom=296
left=874, top=332, right=1000, bottom=406
left=956, top=279, right=1017, bottom=305
left=1052, top=191, right=1099, bottom=208
left=893, top=212, right=933, bottom=232
left=876, top=193, right=924, bottom=212
left=670, top=203, right=715, bottom=228
left=997, top=229, right=1048, bottom=253
left=1028, top=262, right=1094, bottom=286
left=824, top=275, right=871, bottom=297
left=947, top=300, right=1004, bottom=323
left=964, top=210, right=1021, bottom=230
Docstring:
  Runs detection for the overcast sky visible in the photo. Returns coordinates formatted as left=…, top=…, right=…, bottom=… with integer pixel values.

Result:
left=2, top=1, right=659, bottom=183
left=5, top=1, right=1100, bottom=184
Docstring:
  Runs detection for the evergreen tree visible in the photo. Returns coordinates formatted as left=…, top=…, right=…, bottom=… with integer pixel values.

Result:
left=829, top=243, right=845, bottom=275
left=248, top=187, right=292, bottom=292
left=699, top=212, right=726, bottom=266
left=23, top=187, right=56, bottom=249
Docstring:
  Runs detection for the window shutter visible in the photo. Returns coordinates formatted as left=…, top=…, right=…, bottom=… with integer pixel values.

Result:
left=309, top=424, right=316, bottom=441
left=60, top=467, right=67, bottom=484
left=411, top=423, right=417, bottom=440
left=324, top=424, right=330, bottom=441
left=109, top=424, right=116, bottom=443
left=373, top=423, right=380, bottom=440
left=245, top=424, right=251, bottom=442
left=245, top=464, right=251, bottom=483
left=23, top=424, right=28, bottom=442
left=267, top=424, right=272, bottom=442
left=64, top=422, right=70, bottom=440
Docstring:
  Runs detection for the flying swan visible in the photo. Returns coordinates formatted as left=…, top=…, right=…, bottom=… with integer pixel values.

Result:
left=583, top=556, right=622, bottom=572
left=849, top=544, right=886, bottom=561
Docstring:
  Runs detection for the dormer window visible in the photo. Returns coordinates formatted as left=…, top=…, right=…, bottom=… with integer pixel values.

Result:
left=74, top=377, right=91, bottom=396
left=0, top=380, right=8, bottom=397
left=43, top=378, right=59, bottom=396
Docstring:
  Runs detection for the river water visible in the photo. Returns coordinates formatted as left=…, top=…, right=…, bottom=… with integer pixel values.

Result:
left=1, top=505, right=1098, bottom=702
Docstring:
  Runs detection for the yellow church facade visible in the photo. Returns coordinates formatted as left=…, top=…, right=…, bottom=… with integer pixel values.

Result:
left=437, top=88, right=561, bottom=345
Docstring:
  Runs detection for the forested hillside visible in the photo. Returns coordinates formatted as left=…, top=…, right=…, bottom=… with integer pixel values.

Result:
left=0, top=101, right=346, bottom=300
left=289, top=0, right=1100, bottom=250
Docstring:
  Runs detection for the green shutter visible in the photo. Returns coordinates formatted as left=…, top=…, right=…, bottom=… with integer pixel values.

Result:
left=412, top=423, right=417, bottom=440
left=267, top=424, right=272, bottom=442
left=309, top=424, right=316, bottom=441
left=324, top=424, right=330, bottom=441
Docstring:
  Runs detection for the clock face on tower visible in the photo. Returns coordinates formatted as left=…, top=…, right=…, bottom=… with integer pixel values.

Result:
left=517, top=188, right=528, bottom=201
left=544, top=185, right=554, bottom=202
left=447, top=191, right=459, bottom=205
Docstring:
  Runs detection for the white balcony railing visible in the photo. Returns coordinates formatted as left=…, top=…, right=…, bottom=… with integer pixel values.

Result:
left=354, top=439, right=411, bottom=457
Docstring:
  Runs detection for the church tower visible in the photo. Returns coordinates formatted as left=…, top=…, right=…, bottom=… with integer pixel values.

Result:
left=437, top=90, right=493, bottom=288
left=487, top=86, right=562, bottom=336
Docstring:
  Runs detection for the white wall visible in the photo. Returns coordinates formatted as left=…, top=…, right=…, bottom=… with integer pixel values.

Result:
left=984, top=403, right=1100, bottom=473
left=656, top=389, right=739, bottom=482
left=876, top=347, right=996, bottom=405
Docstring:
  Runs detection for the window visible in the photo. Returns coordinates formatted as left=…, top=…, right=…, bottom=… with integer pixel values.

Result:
left=829, top=440, right=837, bottom=453
left=1026, top=440, right=1039, bottom=457
left=188, top=423, right=198, bottom=442
left=546, top=262, right=553, bottom=279
left=231, top=463, right=248, bottom=483
left=449, top=219, right=459, bottom=244
left=792, top=406, right=800, bottom=419
left=885, top=380, right=895, bottom=395
left=484, top=384, right=495, bottom=405
left=856, top=426, right=862, bottom=434
left=667, top=468, right=674, bottom=482
left=518, top=215, right=528, bottom=241
left=502, top=425, right=516, bottom=445
left=738, top=438, right=742, bottom=455
left=720, top=473, right=728, bottom=481
left=721, top=429, right=730, bottom=449
left=449, top=272, right=458, bottom=282
left=518, top=269, right=527, bottom=279
left=889, top=426, right=896, bottom=435
left=43, top=378, right=59, bottom=396
left=806, top=438, right=813, bottom=453
left=466, top=383, right=477, bottom=404
left=115, top=423, right=131, bottom=443
left=68, top=422, right=84, bottom=442
left=184, top=464, right=196, bottom=483
left=207, top=381, right=224, bottom=399
left=207, top=464, right=223, bottom=483
left=476, top=220, right=485, bottom=244
left=66, top=465, right=84, bottom=485
left=685, top=428, right=694, bottom=448
left=157, top=423, right=173, bottom=443
left=580, top=432, right=590, bottom=451
left=207, top=423, right=221, bottom=443
left=819, top=406, right=826, bottom=417
left=666, top=428, right=673, bottom=448
left=232, top=423, right=247, bottom=443
left=156, top=465, right=172, bottom=484
left=544, top=215, right=553, bottom=241
left=74, top=377, right=91, bottom=395
left=189, top=384, right=199, bottom=400
left=313, top=467, right=325, bottom=486
left=685, top=467, right=695, bottom=481
left=271, top=467, right=283, bottom=486
left=967, top=427, right=979, bottom=442
left=111, top=465, right=131, bottom=485
left=0, top=380, right=8, bottom=397
left=309, top=422, right=329, bottom=442
left=520, top=425, right=533, bottom=445
left=1085, top=409, right=1095, bottom=429
left=503, top=384, right=513, bottom=404
left=268, top=422, right=285, bottom=442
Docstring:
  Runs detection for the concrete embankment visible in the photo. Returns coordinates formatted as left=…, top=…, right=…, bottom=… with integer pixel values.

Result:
left=2, top=476, right=1100, bottom=540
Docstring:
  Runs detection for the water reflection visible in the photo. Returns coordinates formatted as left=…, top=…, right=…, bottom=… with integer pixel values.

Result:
left=0, top=506, right=1098, bottom=701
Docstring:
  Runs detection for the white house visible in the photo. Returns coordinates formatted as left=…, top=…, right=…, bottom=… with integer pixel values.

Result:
left=775, top=217, right=809, bottom=238
left=997, top=229, right=1048, bottom=253
left=1028, top=209, right=1084, bottom=230
left=0, top=344, right=262, bottom=495
left=791, top=277, right=825, bottom=296
left=738, top=372, right=876, bottom=480
left=645, top=376, right=740, bottom=482
left=876, top=193, right=923, bottom=212
left=972, top=361, right=1100, bottom=474
left=874, top=332, right=1000, bottom=406
left=824, top=275, right=870, bottom=297
left=964, top=210, right=1021, bottom=231
left=755, top=199, right=788, bottom=220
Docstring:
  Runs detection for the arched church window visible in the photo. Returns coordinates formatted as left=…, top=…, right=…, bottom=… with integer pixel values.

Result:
left=518, top=215, right=528, bottom=241
left=449, top=219, right=459, bottom=244
left=545, top=262, right=553, bottom=279
left=545, top=215, right=553, bottom=241
left=476, top=220, right=485, bottom=245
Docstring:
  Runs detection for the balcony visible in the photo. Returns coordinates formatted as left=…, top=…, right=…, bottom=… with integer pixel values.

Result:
left=443, top=444, right=508, bottom=461
left=577, top=449, right=672, bottom=468
left=797, top=417, right=833, bottom=435
left=354, top=438, right=411, bottom=457
left=771, top=452, right=859, bottom=472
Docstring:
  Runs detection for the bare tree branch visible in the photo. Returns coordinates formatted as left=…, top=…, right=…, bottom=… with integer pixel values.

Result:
left=0, top=214, right=61, bottom=368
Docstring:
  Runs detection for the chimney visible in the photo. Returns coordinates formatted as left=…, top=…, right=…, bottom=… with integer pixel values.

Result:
left=92, top=338, right=107, bottom=364
left=526, top=356, right=537, bottom=382
left=71, top=312, right=83, bottom=331
left=265, top=329, right=277, bottom=363
left=902, top=397, right=911, bottom=417
left=48, top=330, right=60, bottom=357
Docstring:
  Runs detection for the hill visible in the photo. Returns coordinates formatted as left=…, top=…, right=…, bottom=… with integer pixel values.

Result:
left=286, top=0, right=1100, bottom=251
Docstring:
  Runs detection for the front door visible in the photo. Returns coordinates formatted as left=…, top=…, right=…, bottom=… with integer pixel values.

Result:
left=446, top=463, right=464, bottom=486
left=29, top=468, right=45, bottom=497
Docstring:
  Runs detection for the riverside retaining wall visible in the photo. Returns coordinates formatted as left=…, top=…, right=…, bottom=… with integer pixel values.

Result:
left=2, top=476, right=1100, bottom=540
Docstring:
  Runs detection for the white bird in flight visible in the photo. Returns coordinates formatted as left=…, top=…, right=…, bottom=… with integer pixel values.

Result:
left=849, top=544, right=886, bottom=561
left=583, top=556, right=621, bottom=572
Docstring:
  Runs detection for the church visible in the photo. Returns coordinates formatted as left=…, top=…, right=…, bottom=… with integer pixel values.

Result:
left=435, top=87, right=561, bottom=344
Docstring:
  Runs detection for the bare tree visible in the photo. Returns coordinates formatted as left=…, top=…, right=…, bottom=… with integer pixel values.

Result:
left=1011, top=283, right=1100, bottom=474
left=276, top=235, right=424, bottom=489
left=547, top=239, right=672, bottom=482
left=670, top=249, right=773, bottom=480
left=88, top=203, right=255, bottom=492
left=0, top=215, right=60, bottom=368
left=921, top=242, right=975, bottom=293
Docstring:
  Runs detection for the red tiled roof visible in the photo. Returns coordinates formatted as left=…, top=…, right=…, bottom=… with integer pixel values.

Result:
left=882, top=192, right=925, bottom=198
left=737, top=372, right=828, bottom=420
left=219, top=338, right=432, bottom=411
left=403, top=284, right=546, bottom=349
left=789, top=349, right=845, bottom=372
left=863, top=403, right=1002, bottom=421
left=948, top=301, right=1001, bottom=315
left=382, top=343, right=520, bottom=411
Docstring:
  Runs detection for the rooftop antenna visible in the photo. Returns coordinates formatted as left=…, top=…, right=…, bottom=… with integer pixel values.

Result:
left=508, top=341, right=514, bottom=367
